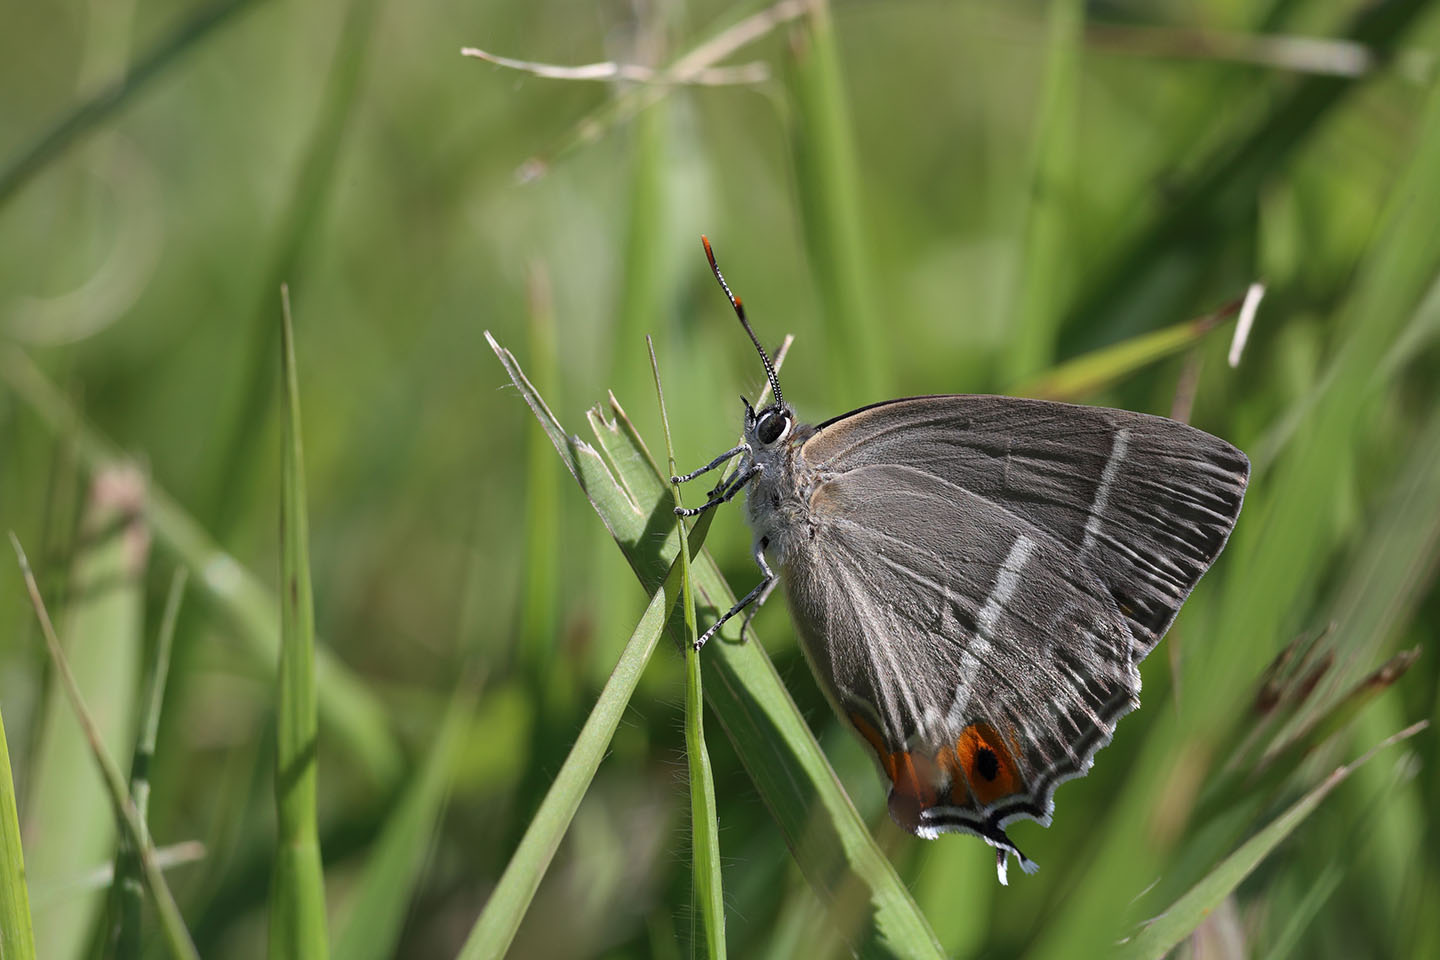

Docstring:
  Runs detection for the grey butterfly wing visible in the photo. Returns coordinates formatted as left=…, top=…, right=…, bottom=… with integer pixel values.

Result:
left=781, top=461, right=1140, bottom=860
left=802, top=395, right=1250, bottom=655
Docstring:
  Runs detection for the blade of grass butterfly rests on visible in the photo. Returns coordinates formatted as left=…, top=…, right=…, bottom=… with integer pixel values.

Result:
left=9, top=534, right=200, bottom=960
left=650, top=336, right=727, bottom=959
left=1115, top=721, right=1428, bottom=960
left=485, top=332, right=945, bottom=958
left=270, top=286, right=329, bottom=960
left=113, top=567, right=188, bottom=960
left=0, top=703, right=36, bottom=960
left=0, top=346, right=402, bottom=787
left=23, top=466, right=144, bottom=960
left=459, top=516, right=718, bottom=960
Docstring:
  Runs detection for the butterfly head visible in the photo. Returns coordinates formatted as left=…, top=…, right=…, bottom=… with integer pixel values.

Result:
left=742, top=397, right=794, bottom=449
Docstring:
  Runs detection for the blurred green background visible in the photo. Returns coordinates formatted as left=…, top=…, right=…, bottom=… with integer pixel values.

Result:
left=2, top=0, right=1438, bottom=957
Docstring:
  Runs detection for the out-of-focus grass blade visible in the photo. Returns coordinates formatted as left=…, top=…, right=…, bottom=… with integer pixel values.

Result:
left=0, top=704, right=36, bottom=960
left=23, top=467, right=145, bottom=960
left=651, top=339, right=727, bottom=959
left=1003, top=0, right=1082, bottom=383
left=204, top=0, right=380, bottom=545
left=1211, top=56, right=1440, bottom=726
left=0, top=0, right=260, bottom=208
left=1031, top=60, right=1440, bottom=960
left=269, top=287, right=329, bottom=960
left=9, top=535, right=199, bottom=960
left=0, top=347, right=402, bottom=786
left=1116, top=722, right=1427, bottom=960
left=333, top=689, right=468, bottom=960
left=488, top=333, right=943, bottom=958
left=785, top=1, right=887, bottom=404
left=1011, top=298, right=1239, bottom=401
left=1059, top=0, right=1433, bottom=354
left=112, top=567, right=188, bottom=960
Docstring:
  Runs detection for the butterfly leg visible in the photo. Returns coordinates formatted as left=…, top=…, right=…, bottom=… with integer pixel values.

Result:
left=740, top=545, right=779, bottom=639
left=671, top=443, right=748, bottom=485
left=695, top=548, right=775, bottom=651
left=675, top=464, right=761, bottom=518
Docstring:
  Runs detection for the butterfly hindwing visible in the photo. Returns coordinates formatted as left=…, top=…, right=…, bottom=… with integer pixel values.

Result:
left=780, top=461, right=1140, bottom=855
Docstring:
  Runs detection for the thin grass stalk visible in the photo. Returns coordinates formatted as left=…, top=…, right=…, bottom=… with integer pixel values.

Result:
left=651, top=338, right=726, bottom=959
left=0, top=0, right=260, bottom=208
left=268, top=287, right=329, bottom=959
left=25, top=468, right=145, bottom=960
left=111, top=568, right=188, bottom=960
left=0, top=703, right=36, bottom=960
left=9, top=535, right=199, bottom=960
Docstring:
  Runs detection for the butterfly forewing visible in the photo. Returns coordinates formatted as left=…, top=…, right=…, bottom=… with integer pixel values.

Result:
left=802, top=396, right=1250, bottom=655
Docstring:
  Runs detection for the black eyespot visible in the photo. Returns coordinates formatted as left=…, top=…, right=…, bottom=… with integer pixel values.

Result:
left=757, top=411, right=788, bottom=445
left=975, top=747, right=999, bottom=782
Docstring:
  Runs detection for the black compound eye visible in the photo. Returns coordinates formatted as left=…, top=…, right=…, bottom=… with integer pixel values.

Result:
left=756, top=411, right=789, bottom=445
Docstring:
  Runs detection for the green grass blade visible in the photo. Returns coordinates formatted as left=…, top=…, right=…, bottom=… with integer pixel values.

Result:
left=0, top=0, right=260, bottom=208
left=9, top=535, right=199, bottom=960
left=1003, top=0, right=1082, bottom=383
left=0, top=346, right=402, bottom=786
left=488, top=333, right=943, bottom=958
left=651, top=339, right=727, bottom=959
left=1117, top=722, right=1427, bottom=960
left=269, top=287, right=329, bottom=960
left=0, top=704, right=36, bottom=960
left=112, top=567, right=188, bottom=960
left=785, top=0, right=887, bottom=404
left=23, top=467, right=145, bottom=960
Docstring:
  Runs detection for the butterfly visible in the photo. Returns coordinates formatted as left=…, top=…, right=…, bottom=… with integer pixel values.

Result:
left=673, top=237, right=1250, bottom=883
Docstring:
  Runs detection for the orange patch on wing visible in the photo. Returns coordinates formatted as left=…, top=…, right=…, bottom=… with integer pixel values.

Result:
left=951, top=722, right=1024, bottom=807
left=850, top=712, right=943, bottom=832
